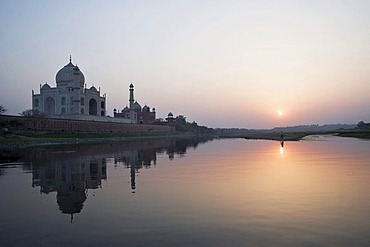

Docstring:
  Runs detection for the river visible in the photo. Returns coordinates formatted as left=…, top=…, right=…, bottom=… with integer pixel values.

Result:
left=1, top=136, right=370, bottom=246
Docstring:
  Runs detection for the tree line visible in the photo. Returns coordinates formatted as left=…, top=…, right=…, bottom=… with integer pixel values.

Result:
left=357, top=121, right=370, bottom=130
left=173, top=115, right=213, bottom=134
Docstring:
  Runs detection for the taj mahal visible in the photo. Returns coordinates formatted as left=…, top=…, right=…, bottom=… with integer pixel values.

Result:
left=32, top=57, right=156, bottom=124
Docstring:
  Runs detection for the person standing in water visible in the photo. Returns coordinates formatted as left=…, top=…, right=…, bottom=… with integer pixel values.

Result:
left=280, top=132, right=284, bottom=148
left=280, top=132, right=284, bottom=141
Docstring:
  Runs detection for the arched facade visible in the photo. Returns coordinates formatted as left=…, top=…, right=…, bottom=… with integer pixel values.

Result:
left=44, top=97, right=55, bottom=117
left=89, top=99, right=97, bottom=115
left=32, top=57, right=108, bottom=120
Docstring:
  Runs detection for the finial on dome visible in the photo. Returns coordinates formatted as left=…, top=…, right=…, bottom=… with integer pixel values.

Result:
left=69, top=55, right=72, bottom=63
left=73, top=64, right=80, bottom=71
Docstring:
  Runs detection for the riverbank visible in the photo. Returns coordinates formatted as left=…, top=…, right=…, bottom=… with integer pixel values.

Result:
left=0, top=131, right=203, bottom=149
left=219, top=131, right=314, bottom=141
left=334, top=130, right=370, bottom=139
left=2, top=129, right=369, bottom=150
left=0, top=130, right=306, bottom=147
left=216, top=129, right=370, bottom=141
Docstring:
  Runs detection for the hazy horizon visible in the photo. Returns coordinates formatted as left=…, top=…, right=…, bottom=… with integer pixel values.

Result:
left=1, top=0, right=369, bottom=128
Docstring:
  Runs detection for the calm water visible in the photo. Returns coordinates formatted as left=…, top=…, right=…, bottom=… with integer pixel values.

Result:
left=1, top=136, right=370, bottom=247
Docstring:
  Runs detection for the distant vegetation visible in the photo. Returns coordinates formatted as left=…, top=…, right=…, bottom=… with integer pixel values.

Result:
left=333, top=121, right=370, bottom=139
left=215, top=122, right=370, bottom=140
left=356, top=121, right=370, bottom=130
left=155, top=114, right=214, bottom=134
left=20, top=109, right=47, bottom=119
left=215, top=123, right=357, bottom=135
left=0, top=105, right=6, bottom=115
left=273, top=124, right=356, bottom=132
left=19, top=109, right=46, bottom=131
left=174, top=115, right=214, bottom=134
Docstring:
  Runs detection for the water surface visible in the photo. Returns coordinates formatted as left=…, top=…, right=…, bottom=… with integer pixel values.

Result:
left=1, top=136, right=370, bottom=246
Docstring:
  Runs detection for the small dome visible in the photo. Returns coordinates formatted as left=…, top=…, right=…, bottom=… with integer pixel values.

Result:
left=168, top=112, right=173, bottom=117
left=56, top=57, right=85, bottom=87
left=41, top=83, right=51, bottom=90
left=142, top=105, right=150, bottom=112
left=133, top=101, right=141, bottom=110
left=122, top=106, right=130, bottom=112
left=90, top=86, right=98, bottom=91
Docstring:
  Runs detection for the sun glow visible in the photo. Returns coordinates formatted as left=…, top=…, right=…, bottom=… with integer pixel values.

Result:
left=280, top=146, right=284, bottom=156
left=277, top=110, right=284, bottom=117
left=280, top=141, right=284, bottom=156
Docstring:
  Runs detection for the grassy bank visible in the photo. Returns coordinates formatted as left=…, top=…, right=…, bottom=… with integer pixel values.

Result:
left=0, top=131, right=196, bottom=149
left=334, top=130, right=370, bottom=139
left=217, top=129, right=370, bottom=141
left=216, top=131, right=318, bottom=141
left=2, top=129, right=369, bottom=150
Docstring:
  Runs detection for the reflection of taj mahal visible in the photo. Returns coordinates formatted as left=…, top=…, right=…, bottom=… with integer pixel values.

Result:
left=32, top=157, right=107, bottom=221
left=32, top=57, right=156, bottom=124
left=6, top=137, right=211, bottom=222
left=31, top=149, right=157, bottom=220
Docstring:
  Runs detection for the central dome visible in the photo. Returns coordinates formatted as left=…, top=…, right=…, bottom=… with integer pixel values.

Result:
left=133, top=101, right=142, bottom=110
left=56, top=57, right=85, bottom=87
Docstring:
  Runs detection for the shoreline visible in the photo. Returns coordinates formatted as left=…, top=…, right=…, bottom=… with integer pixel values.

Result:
left=1, top=130, right=369, bottom=150
left=0, top=132, right=214, bottom=150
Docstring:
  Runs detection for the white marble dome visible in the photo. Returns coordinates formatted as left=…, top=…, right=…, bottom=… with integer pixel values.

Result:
left=55, top=58, right=85, bottom=87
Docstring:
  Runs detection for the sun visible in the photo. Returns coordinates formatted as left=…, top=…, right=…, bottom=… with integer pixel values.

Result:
left=277, top=110, right=284, bottom=117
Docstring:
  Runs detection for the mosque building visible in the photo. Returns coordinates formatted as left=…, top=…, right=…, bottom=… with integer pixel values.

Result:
left=113, top=83, right=156, bottom=124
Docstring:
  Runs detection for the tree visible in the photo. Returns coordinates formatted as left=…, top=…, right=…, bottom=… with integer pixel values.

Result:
left=357, top=121, right=370, bottom=130
left=174, top=114, right=213, bottom=134
left=20, top=109, right=45, bottom=118
left=20, top=109, right=46, bottom=130
left=175, top=115, right=188, bottom=132
left=0, top=105, right=6, bottom=115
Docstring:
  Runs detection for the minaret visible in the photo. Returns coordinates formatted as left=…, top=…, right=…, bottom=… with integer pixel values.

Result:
left=129, top=83, right=134, bottom=109
left=72, top=65, right=81, bottom=115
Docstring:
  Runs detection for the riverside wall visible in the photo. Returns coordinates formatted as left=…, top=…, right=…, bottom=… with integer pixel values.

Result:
left=0, top=115, right=174, bottom=134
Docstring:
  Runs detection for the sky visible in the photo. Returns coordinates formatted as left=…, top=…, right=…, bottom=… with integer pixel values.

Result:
left=0, top=0, right=369, bottom=128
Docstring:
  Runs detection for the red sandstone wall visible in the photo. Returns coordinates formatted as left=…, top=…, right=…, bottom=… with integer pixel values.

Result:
left=0, top=115, right=174, bottom=134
